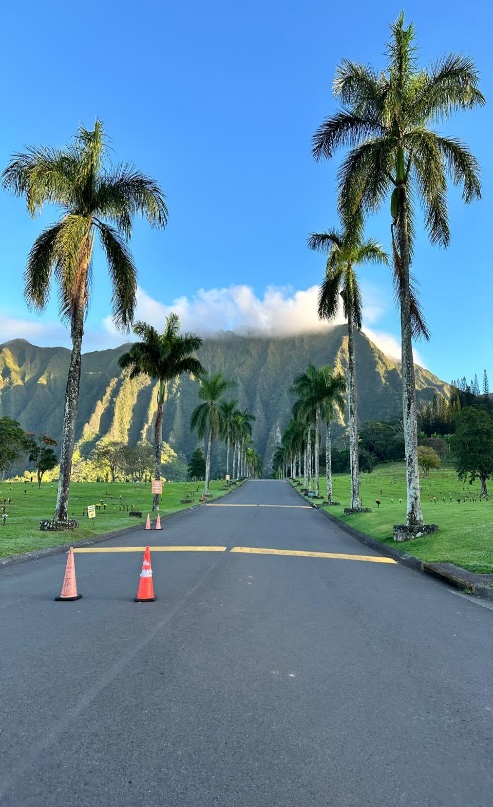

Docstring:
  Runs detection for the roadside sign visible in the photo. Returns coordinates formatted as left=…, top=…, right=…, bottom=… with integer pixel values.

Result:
left=225, top=474, right=230, bottom=481
left=152, top=480, right=163, bottom=494
left=87, top=505, right=96, bottom=519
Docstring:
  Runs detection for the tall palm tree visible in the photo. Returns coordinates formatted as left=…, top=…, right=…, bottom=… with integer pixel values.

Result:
left=291, top=366, right=322, bottom=495
left=190, top=372, right=236, bottom=494
left=118, top=313, right=203, bottom=510
left=2, top=120, right=167, bottom=522
left=313, top=13, right=484, bottom=528
left=234, top=408, right=256, bottom=478
left=219, top=398, right=239, bottom=480
left=308, top=219, right=388, bottom=508
left=315, top=366, right=346, bottom=503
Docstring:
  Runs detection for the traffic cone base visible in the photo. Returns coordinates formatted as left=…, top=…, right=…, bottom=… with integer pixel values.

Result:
left=135, top=546, right=155, bottom=602
left=155, top=513, right=162, bottom=530
left=55, top=547, right=82, bottom=601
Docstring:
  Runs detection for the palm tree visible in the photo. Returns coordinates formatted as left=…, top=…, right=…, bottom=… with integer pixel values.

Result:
left=118, top=313, right=203, bottom=510
left=308, top=219, right=388, bottom=508
left=219, top=398, right=239, bottom=480
left=315, top=366, right=346, bottom=503
left=234, top=408, right=256, bottom=478
left=312, top=13, right=484, bottom=528
left=2, top=121, right=167, bottom=522
left=190, top=372, right=236, bottom=494
left=291, top=366, right=322, bottom=495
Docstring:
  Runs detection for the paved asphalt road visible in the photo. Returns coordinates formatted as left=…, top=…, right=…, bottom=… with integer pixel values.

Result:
left=0, top=480, right=491, bottom=806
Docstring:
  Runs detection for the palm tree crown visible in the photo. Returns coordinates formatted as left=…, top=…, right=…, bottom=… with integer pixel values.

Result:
left=3, top=119, right=168, bottom=331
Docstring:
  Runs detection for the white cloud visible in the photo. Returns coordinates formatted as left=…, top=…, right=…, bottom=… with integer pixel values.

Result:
left=0, top=316, right=70, bottom=348
left=103, top=283, right=345, bottom=338
left=362, top=327, right=427, bottom=369
left=2, top=285, right=423, bottom=368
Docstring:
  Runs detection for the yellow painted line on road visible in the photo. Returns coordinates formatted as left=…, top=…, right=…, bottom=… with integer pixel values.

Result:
left=72, top=546, right=396, bottom=564
left=230, top=547, right=397, bottom=563
left=73, top=546, right=227, bottom=553
left=205, top=503, right=258, bottom=507
left=258, top=504, right=312, bottom=509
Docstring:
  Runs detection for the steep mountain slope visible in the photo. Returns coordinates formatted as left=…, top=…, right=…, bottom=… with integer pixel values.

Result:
left=0, top=328, right=449, bottom=470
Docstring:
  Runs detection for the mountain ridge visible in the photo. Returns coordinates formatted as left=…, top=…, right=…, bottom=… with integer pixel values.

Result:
left=0, top=328, right=449, bottom=471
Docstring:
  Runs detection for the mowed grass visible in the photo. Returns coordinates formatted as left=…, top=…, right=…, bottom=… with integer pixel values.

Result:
left=295, top=463, right=493, bottom=575
left=0, top=479, right=235, bottom=559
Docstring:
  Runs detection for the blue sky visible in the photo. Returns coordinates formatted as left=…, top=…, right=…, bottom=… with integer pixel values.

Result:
left=0, top=0, right=490, bottom=385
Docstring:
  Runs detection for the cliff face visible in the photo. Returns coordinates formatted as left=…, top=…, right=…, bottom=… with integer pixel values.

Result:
left=0, top=328, right=448, bottom=470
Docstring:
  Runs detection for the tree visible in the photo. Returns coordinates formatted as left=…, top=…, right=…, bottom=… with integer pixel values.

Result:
left=417, top=445, right=441, bottom=477
left=188, top=448, right=206, bottom=481
left=308, top=219, right=387, bottom=507
left=91, top=441, right=127, bottom=483
left=27, top=434, right=58, bottom=487
left=219, top=398, right=239, bottom=479
left=483, top=370, right=489, bottom=396
left=118, top=313, right=203, bottom=509
left=0, top=418, right=30, bottom=478
left=233, top=408, right=256, bottom=478
left=313, top=13, right=483, bottom=528
left=124, top=441, right=154, bottom=483
left=2, top=121, right=167, bottom=521
left=190, top=372, right=236, bottom=494
left=450, top=408, right=493, bottom=496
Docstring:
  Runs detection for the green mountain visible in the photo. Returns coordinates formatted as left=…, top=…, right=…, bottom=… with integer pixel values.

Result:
left=0, top=328, right=449, bottom=472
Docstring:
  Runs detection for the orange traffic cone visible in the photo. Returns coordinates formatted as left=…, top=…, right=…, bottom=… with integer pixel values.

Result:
left=55, top=547, right=82, bottom=601
left=155, top=513, right=162, bottom=530
left=145, top=513, right=151, bottom=530
left=135, top=546, right=155, bottom=602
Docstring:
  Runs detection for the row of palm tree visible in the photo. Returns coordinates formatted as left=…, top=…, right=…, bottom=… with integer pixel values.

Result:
left=190, top=375, right=258, bottom=493
left=277, top=363, right=345, bottom=501
left=310, top=13, right=483, bottom=528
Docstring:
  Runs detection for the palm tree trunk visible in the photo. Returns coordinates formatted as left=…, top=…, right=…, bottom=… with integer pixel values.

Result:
left=306, top=426, right=312, bottom=491
left=226, top=437, right=230, bottom=479
left=398, top=188, right=423, bottom=528
left=54, top=315, right=84, bottom=521
left=314, top=408, right=320, bottom=497
left=153, top=391, right=164, bottom=511
left=347, top=313, right=361, bottom=509
left=205, top=430, right=212, bottom=494
left=325, top=419, right=332, bottom=503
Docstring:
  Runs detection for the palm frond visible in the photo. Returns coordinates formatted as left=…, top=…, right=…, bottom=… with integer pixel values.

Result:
left=415, top=53, right=485, bottom=122
left=312, top=112, right=384, bottom=161
left=97, top=222, right=137, bottom=330
left=333, top=60, right=382, bottom=115
left=96, top=166, right=168, bottom=236
left=24, top=223, right=64, bottom=311
left=318, top=269, right=343, bottom=322
left=2, top=148, right=79, bottom=215
left=307, top=230, right=343, bottom=253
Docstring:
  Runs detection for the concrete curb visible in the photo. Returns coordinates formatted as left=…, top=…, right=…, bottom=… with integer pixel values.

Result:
left=291, top=484, right=493, bottom=602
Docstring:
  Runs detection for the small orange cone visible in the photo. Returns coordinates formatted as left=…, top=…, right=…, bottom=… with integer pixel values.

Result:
left=155, top=513, right=162, bottom=530
left=55, top=547, right=82, bottom=601
left=145, top=513, right=151, bottom=530
left=135, top=546, right=155, bottom=602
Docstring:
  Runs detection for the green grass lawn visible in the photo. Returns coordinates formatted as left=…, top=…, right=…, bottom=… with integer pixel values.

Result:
left=293, top=463, right=493, bottom=574
left=0, top=479, right=236, bottom=559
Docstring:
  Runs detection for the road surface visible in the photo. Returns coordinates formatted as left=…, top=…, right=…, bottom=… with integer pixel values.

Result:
left=0, top=480, right=491, bottom=806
